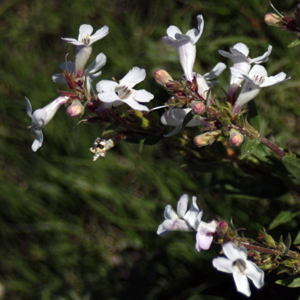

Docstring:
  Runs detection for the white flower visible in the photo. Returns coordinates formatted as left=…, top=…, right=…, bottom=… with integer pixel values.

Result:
left=53, top=53, right=106, bottom=93
left=61, top=24, right=109, bottom=47
left=212, top=242, right=264, bottom=297
left=25, top=96, right=69, bottom=152
left=219, top=43, right=272, bottom=97
left=161, top=108, right=206, bottom=137
left=232, top=64, right=288, bottom=114
left=62, top=24, right=109, bottom=72
left=163, top=15, right=204, bottom=82
left=195, top=220, right=218, bottom=252
left=157, top=194, right=201, bottom=235
left=96, top=67, right=154, bottom=112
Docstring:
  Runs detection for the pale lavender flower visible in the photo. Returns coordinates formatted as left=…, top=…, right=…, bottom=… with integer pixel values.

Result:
left=25, top=96, right=69, bottom=152
left=96, top=67, right=154, bottom=112
left=195, top=220, right=218, bottom=252
left=62, top=24, right=109, bottom=72
left=232, top=64, right=288, bottom=115
left=213, top=242, right=264, bottom=297
left=157, top=194, right=201, bottom=235
left=163, top=15, right=204, bottom=82
left=219, top=43, right=272, bottom=98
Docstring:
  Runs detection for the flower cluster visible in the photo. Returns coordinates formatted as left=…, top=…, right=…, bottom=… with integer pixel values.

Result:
left=157, top=194, right=265, bottom=297
left=25, top=24, right=154, bottom=151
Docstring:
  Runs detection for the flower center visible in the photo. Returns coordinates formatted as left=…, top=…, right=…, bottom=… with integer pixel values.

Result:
left=252, top=73, right=265, bottom=85
left=115, top=85, right=133, bottom=100
left=232, top=259, right=246, bottom=274
left=82, top=35, right=90, bottom=46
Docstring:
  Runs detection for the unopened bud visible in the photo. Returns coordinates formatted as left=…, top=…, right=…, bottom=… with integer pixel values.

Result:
left=217, top=221, right=228, bottom=236
left=194, top=131, right=220, bottom=148
left=192, top=101, right=205, bottom=115
left=66, top=100, right=84, bottom=117
left=229, top=129, right=244, bottom=147
left=264, top=13, right=282, bottom=27
left=154, top=69, right=173, bottom=87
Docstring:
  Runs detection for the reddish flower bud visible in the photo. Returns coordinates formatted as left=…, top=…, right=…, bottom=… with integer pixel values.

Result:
left=194, top=131, right=220, bottom=148
left=192, top=101, right=205, bottom=115
left=264, top=13, right=282, bottom=27
left=154, top=69, right=173, bottom=87
left=229, top=129, right=244, bottom=147
left=66, top=100, right=84, bottom=117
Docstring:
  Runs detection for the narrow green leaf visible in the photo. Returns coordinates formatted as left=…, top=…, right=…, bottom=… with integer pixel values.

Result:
left=282, top=156, right=300, bottom=180
left=269, top=210, right=300, bottom=230
left=284, top=233, right=292, bottom=253
left=247, top=101, right=261, bottom=132
left=276, top=277, right=300, bottom=288
left=293, top=230, right=300, bottom=245
left=240, top=139, right=260, bottom=159
left=288, top=38, right=300, bottom=48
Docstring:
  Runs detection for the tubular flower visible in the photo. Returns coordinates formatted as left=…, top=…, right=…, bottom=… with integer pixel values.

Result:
left=157, top=194, right=202, bottom=236
left=96, top=67, right=154, bottom=112
left=62, top=24, right=109, bottom=72
left=25, top=96, right=69, bottom=152
left=232, top=64, right=288, bottom=115
left=212, top=242, right=264, bottom=297
left=219, top=43, right=272, bottom=98
left=163, top=15, right=204, bottom=82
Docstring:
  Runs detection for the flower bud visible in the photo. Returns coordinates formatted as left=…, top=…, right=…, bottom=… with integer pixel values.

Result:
left=217, top=221, right=228, bottom=235
left=192, top=101, right=205, bottom=115
left=264, top=13, right=282, bottom=27
left=194, top=131, right=220, bottom=148
left=229, top=129, right=244, bottom=147
left=154, top=69, right=173, bottom=87
left=66, top=100, right=84, bottom=117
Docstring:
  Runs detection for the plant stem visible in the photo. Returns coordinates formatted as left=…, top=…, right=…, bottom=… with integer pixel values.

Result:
left=260, top=134, right=286, bottom=158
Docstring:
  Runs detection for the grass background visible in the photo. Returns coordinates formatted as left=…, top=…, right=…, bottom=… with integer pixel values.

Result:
left=1, top=0, right=300, bottom=299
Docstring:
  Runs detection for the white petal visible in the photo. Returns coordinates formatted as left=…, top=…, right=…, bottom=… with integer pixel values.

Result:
left=96, top=80, right=118, bottom=93
left=161, top=108, right=191, bottom=127
left=177, top=43, right=196, bottom=82
left=119, top=67, right=146, bottom=88
left=166, top=25, right=182, bottom=38
left=98, top=91, right=120, bottom=103
left=177, top=194, right=189, bottom=218
left=204, top=62, right=226, bottom=80
left=32, top=109, right=47, bottom=127
left=123, top=97, right=149, bottom=111
left=233, top=272, right=251, bottom=297
left=86, top=52, right=106, bottom=74
left=31, top=129, right=44, bottom=152
left=162, top=35, right=191, bottom=48
left=61, top=37, right=83, bottom=46
left=164, top=204, right=178, bottom=220
left=186, top=14, right=204, bottom=44
left=223, top=242, right=247, bottom=262
left=134, top=89, right=154, bottom=102
left=233, top=43, right=249, bottom=57
left=89, top=25, right=109, bottom=45
left=250, top=45, right=272, bottom=64
left=25, top=97, right=32, bottom=118
left=157, top=219, right=190, bottom=235
left=196, top=74, right=210, bottom=97
left=184, top=196, right=201, bottom=229
left=195, top=230, right=213, bottom=251
left=212, top=257, right=233, bottom=273
left=78, top=24, right=93, bottom=41
left=260, top=72, right=288, bottom=87
left=245, top=261, right=264, bottom=289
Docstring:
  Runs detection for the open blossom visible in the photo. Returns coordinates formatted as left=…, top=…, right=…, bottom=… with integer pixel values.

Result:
left=195, top=220, right=218, bottom=252
left=232, top=64, right=288, bottom=114
left=62, top=24, right=109, bottom=72
left=219, top=43, right=272, bottom=98
left=213, top=242, right=264, bottom=297
left=163, top=15, right=204, bottom=82
left=25, top=96, right=69, bottom=152
left=53, top=52, right=107, bottom=93
left=157, top=194, right=201, bottom=235
left=96, top=67, right=154, bottom=112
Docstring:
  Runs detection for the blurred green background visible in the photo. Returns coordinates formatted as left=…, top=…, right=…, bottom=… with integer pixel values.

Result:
left=1, top=0, right=300, bottom=299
